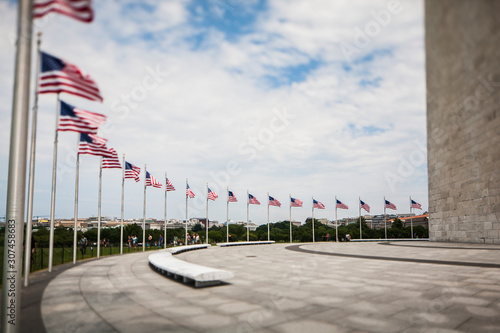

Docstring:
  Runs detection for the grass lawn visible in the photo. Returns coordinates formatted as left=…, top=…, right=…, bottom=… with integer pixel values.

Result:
left=0, top=244, right=164, bottom=288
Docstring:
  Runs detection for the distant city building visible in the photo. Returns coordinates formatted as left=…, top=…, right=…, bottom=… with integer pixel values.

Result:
left=364, top=214, right=414, bottom=230
left=246, top=222, right=258, bottom=231
left=389, top=214, right=429, bottom=229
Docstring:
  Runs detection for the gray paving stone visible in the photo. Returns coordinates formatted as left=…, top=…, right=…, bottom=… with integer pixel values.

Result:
left=183, top=313, right=236, bottom=331
left=116, top=315, right=195, bottom=333
left=271, top=319, right=349, bottom=333
left=216, top=300, right=264, bottom=315
left=449, top=296, right=491, bottom=306
left=307, top=307, right=351, bottom=325
left=160, top=304, right=207, bottom=317
left=236, top=308, right=298, bottom=330
left=346, top=314, right=410, bottom=333
left=40, top=242, right=500, bottom=332
left=193, top=295, right=233, bottom=306
left=272, top=298, right=310, bottom=311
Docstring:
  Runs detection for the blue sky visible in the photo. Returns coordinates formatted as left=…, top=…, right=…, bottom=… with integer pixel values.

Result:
left=0, top=0, right=427, bottom=224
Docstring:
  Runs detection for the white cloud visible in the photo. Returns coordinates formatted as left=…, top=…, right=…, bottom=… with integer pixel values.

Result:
left=0, top=0, right=427, bottom=225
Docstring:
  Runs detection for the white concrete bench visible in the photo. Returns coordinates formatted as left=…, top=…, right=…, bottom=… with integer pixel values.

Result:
left=149, top=247, right=234, bottom=287
left=217, top=241, right=275, bottom=247
left=166, top=244, right=211, bottom=254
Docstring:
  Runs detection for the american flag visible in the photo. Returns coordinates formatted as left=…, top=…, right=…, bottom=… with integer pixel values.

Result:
left=39, top=52, right=103, bottom=102
left=336, top=199, right=349, bottom=209
left=186, top=184, right=195, bottom=198
left=78, top=133, right=112, bottom=157
left=124, top=161, right=141, bottom=182
left=58, top=100, right=105, bottom=134
left=313, top=199, right=325, bottom=209
left=208, top=188, right=218, bottom=201
left=87, top=133, right=106, bottom=144
left=228, top=191, right=237, bottom=202
left=291, top=197, right=303, bottom=207
left=102, top=148, right=121, bottom=169
left=248, top=194, right=260, bottom=205
left=385, top=199, right=397, bottom=210
left=33, top=0, right=94, bottom=23
left=269, top=196, right=281, bottom=207
left=146, top=171, right=162, bottom=188
left=360, top=199, right=370, bottom=213
left=411, top=199, right=422, bottom=210
left=165, top=178, right=175, bottom=191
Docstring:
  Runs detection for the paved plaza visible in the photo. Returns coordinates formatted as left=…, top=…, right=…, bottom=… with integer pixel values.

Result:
left=35, top=242, right=500, bottom=332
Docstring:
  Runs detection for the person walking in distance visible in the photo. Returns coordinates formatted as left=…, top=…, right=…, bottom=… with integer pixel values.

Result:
left=79, top=234, right=88, bottom=255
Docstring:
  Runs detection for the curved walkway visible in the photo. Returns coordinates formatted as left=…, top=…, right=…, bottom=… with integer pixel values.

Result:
left=380, top=241, right=500, bottom=251
left=287, top=244, right=500, bottom=268
left=36, top=242, right=500, bottom=332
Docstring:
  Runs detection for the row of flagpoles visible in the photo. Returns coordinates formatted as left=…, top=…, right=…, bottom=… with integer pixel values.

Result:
left=180, top=185, right=423, bottom=245
left=4, top=1, right=97, bottom=332
left=21, top=2, right=113, bottom=291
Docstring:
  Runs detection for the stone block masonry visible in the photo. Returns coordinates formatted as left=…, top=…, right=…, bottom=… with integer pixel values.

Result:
left=426, top=0, right=500, bottom=243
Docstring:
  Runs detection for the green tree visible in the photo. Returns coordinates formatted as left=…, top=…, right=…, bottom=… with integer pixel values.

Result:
left=228, top=224, right=246, bottom=241
left=191, top=223, right=204, bottom=233
left=124, top=223, right=142, bottom=241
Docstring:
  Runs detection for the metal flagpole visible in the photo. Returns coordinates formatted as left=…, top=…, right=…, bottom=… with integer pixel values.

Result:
left=24, top=32, right=42, bottom=287
left=72, top=140, right=80, bottom=264
left=164, top=172, right=167, bottom=249
left=48, top=93, right=61, bottom=272
left=359, top=196, right=362, bottom=240
left=335, top=195, right=339, bottom=242
left=185, top=178, right=188, bottom=245
left=311, top=196, right=315, bottom=243
left=384, top=196, right=387, bottom=240
left=120, top=155, right=125, bottom=254
left=2, top=0, right=33, bottom=329
left=289, top=194, right=292, bottom=243
left=97, top=157, right=103, bottom=258
left=143, top=165, right=147, bottom=251
left=226, top=187, right=229, bottom=243
left=246, top=189, right=249, bottom=242
left=267, top=192, right=270, bottom=241
left=206, top=183, right=209, bottom=244
left=410, top=196, right=414, bottom=239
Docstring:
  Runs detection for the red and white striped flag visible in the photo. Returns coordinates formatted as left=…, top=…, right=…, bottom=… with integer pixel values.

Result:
left=34, top=0, right=94, bottom=23
left=39, top=52, right=103, bottom=102
left=125, top=162, right=141, bottom=182
left=208, top=188, right=218, bottom=201
left=269, top=195, right=281, bottom=207
left=313, top=199, right=325, bottom=209
left=146, top=172, right=162, bottom=188
left=360, top=199, right=370, bottom=213
left=186, top=184, right=195, bottom=198
left=336, top=199, right=349, bottom=209
left=78, top=134, right=112, bottom=157
left=228, top=190, right=237, bottom=202
left=291, top=197, right=303, bottom=207
left=411, top=199, right=422, bottom=210
left=248, top=194, right=260, bottom=205
left=385, top=199, right=397, bottom=210
left=58, top=100, right=105, bottom=134
left=102, top=148, right=121, bottom=169
left=166, top=178, right=175, bottom=191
